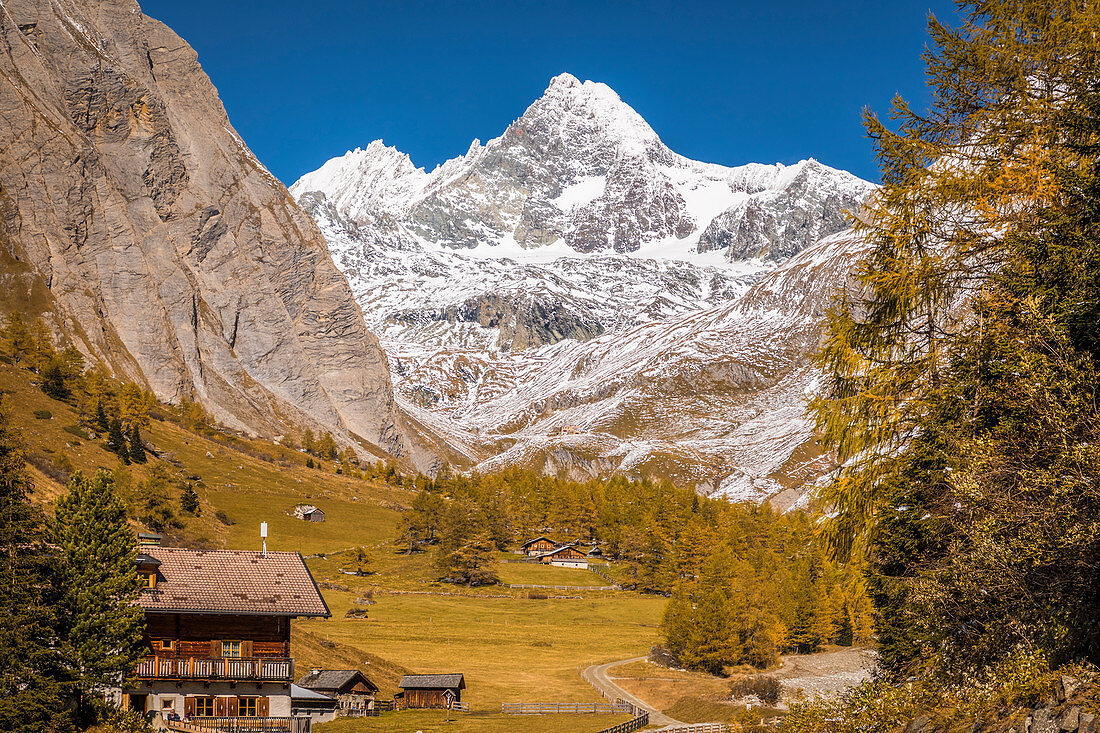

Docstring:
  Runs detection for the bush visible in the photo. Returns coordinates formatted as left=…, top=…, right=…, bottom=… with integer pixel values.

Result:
left=63, top=423, right=90, bottom=439
left=729, top=675, right=782, bottom=705
left=33, top=409, right=52, bottom=419
left=215, top=509, right=235, bottom=526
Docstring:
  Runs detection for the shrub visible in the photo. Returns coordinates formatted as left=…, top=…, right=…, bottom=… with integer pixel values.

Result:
left=214, top=509, right=235, bottom=526
left=33, top=409, right=52, bottom=420
left=729, top=675, right=782, bottom=706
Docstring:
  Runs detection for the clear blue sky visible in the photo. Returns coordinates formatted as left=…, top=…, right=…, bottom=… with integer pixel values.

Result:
left=140, top=0, right=959, bottom=186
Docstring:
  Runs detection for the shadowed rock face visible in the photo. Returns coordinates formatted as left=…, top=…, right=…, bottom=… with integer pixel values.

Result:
left=0, top=0, right=416, bottom=460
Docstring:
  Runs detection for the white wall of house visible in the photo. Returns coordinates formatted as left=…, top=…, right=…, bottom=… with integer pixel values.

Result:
left=123, top=683, right=292, bottom=718
left=550, top=559, right=588, bottom=568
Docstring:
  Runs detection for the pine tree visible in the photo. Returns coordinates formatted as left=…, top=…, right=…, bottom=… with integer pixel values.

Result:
left=106, top=418, right=128, bottom=461
left=54, top=470, right=145, bottom=724
left=39, top=358, right=69, bottom=400
left=180, top=483, right=200, bottom=515
left=0, top=404, right=73, bottom=733
left=94, top=399, right=110, bottom=434
left=127, top=423, right=145, bottom=463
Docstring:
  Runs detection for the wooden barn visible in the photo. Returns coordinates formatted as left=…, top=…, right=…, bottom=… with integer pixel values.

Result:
left=396, top=673, right=466, bottom=709
left=537, top=544, right=588, bottom=568
left=293, top=505, right=326, bottom=522
left=520, top=536, right=557, bottom=556
left=296, top=669, right=378, bottom=715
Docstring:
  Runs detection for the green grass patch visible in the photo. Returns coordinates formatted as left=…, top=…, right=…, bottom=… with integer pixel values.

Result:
left=498, top=559, right=617, bottom=587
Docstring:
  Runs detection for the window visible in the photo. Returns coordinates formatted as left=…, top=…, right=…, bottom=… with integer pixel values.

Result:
left=159, top=639, right=173, bottom=651
left=239, top=698, right=258, bottom=717
left=194, top=697, right=215, bottom=716
left=221, top=641, right=241, bottom=658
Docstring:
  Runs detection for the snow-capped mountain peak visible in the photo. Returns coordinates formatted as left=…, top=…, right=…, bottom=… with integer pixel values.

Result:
left=291, top=75, right=877, bottom=505
left=290, top=140, right=428, bottom=222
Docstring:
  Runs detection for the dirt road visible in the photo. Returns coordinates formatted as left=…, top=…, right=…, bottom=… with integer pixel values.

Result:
left=581, top=656, right=683, bottom=727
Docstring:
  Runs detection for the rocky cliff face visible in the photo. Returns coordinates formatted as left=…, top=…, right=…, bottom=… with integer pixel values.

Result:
left=0, top=0, right=421, bottom=462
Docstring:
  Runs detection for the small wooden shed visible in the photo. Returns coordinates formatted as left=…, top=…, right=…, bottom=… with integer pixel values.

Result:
left=397, top=673, right=466, bottom=709
left=520, top=536, right=557, bottom=556
left=293, top=504, right=326, bottom=522
left=538, top=544, right=588, bottom=568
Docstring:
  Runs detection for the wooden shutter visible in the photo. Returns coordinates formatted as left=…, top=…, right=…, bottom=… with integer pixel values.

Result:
left=226, top=697, right=239, bottom=717
left=215, top=697, right=227, bottom=717
left=184, top=697, right=196, bottom=717
left=210, top=640, right=221, bottom=658
left=241, top=640, right=253, bottom=658
left=257, top=697, right=269, bottom=717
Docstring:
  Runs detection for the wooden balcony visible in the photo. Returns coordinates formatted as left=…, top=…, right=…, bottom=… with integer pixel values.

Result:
left=135, top=656, right=293, bottom=682
left=167, top=717, right=310, bottom=733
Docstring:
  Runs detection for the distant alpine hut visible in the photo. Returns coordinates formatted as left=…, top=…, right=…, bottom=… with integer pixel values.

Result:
left=520, top=536, right=557, bottom=556
left=396, top=674, right=466, bottom=709
left=538, top=543, right=588, bottom=568
left=296, top=669, right=378, bottom=715
left=292, top=504, right=326, bottom=522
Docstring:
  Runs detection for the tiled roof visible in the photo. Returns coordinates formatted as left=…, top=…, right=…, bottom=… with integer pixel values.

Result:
left=537, top=543, right=584, bottom=559
left=297, top=669, right=378, bottom=693
left=136, top=547, right=330, bottom=617
left=400, top=674, right=465, bottom=690
left=521, top=536, right=554, bottom=547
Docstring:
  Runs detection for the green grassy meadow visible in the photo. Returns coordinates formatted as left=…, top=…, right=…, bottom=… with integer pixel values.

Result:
left=5, top=364, right=670, bottom=732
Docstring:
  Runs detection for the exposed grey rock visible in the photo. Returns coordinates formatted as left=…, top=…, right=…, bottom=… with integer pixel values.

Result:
left=1033, top=708, right=1059, bottom=733
left=0, top=0, right=430, bottom=464
left=1058, top=706, right=1081, bottom=731
left=1058, top=676, right=1083, bottom=704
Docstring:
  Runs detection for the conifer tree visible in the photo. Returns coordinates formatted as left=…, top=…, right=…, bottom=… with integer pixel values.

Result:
left=93, top=399, right=110, bottom=434
left=0, top=404, right=73, bottom=733
left=180, top=483, right=200, bottom=515
left=106, top=418, right=128, bottom=461
left=811, top=0, right=1100, bottom=674
left=127, top=424, right=145, bottom=463
left=54, top=470, right=145, bottom=724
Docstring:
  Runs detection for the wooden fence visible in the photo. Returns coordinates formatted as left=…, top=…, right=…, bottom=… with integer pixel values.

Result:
left=172, top=718, right=309, bottom=733
left=594, top=710, right=649, bottom=733
left=507, top=583, right=618, bottom=591
left=501, top=701, right=633, bottom=715
left=657, top=724, right=727, bottom=733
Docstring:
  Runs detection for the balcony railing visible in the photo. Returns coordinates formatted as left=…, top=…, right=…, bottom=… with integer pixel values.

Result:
left=135, top=656, right=293, bottom=682
left=167, top=717, right=309, bottom=733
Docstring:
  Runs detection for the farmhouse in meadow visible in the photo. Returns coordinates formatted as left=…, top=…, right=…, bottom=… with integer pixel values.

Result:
left=537, top=543, right=589, bottom=568
left=296, top=669, right=379, bottom=715
left=396, top=673, right=466, bottom=709
left=116, top=537, right=330, bottom=730
left=520, top=536, right=557, bottom=556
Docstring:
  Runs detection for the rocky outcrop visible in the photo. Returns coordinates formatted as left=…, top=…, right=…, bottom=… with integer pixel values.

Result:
left=697, top=160, right=865, bottom=261
left=0, top=0, right=421, bottom=462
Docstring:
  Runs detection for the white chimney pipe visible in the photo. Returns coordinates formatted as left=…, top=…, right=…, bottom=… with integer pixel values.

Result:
left=260, top=521, right=268, bottom=557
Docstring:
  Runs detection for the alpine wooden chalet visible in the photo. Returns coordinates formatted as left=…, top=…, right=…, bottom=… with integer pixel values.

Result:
left=117, top=541, right=330, bottom=730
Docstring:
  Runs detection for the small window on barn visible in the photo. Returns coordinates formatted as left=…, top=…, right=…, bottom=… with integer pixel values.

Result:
left=221, top=641, right=241, bottom=658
